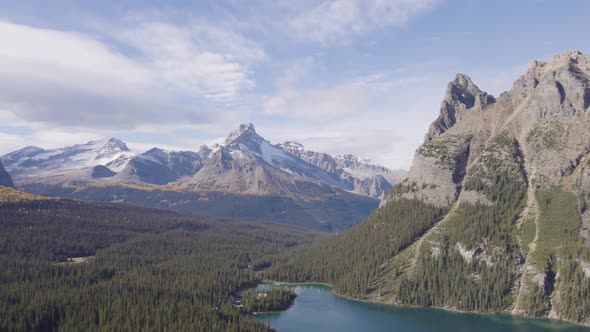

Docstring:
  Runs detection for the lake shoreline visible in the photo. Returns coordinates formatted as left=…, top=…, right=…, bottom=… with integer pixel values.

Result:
left=260, top=280, right=589, bottom=329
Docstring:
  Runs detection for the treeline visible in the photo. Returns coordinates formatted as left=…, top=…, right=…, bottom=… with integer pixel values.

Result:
left=0, top=194, right=319, bottom=331
left=265, top=199, right=447, bottom=297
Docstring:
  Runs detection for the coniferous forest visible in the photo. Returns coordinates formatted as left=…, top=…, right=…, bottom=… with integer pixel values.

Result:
left=0, top=189, right=320, bottom=331
left=265, top=198, right=447, bottom=297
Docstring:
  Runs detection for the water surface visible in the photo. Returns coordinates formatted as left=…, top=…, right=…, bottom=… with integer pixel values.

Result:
left=255, top=284, right=590, bottom=332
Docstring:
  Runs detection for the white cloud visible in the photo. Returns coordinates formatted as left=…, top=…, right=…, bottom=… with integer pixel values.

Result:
left=0, top=20, right=223, bottom=129
left=263, top=57, right=371, bottom=119
left=0, top=132, right=27, bottom=156
left=260, top=62, right=453, bottom=169
left=120, top=21, right=266, bottom=104
left=0, top=21, right=150, bottom=84
left=0, top=17, right=270, bottom=133
left=263, top=83, right=368, bottom=119
left=0, top=3, right=445, bottom=170
left=0, top=128, right=103, bottom=156
left=126, top=142, right=194, bottom=154
left=275, top=56, right=315, bottom=92
left=289, top=0, right=438, bottom=45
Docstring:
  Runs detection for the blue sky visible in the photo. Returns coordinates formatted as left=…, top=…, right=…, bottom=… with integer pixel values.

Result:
left=0, top=0, right=589, bottom=169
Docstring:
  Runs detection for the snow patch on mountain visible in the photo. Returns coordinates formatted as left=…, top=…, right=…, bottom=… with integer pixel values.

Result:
left=3, top=138, right=135, bottom=182
left=260, top=140, right=290, bottom=168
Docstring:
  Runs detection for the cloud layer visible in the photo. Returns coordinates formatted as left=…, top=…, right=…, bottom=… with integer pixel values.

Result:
left=289, top=0, right=438, bottom=44
left=0, top=20, right=220, bottom=129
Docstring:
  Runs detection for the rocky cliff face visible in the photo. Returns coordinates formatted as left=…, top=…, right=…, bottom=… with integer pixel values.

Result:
left=425, top=73, right=495, bottom=141
left=390, top=50, right=590, bottom=324
left=298, top=50, right=590, bottom=324
left=389, top=50, right=590, bottom=202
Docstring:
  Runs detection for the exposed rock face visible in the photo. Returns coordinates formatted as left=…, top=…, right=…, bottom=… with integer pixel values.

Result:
left=393, top=50, right=590, bottom=206
left=370, top=51, right=590, bottom=325
left=426, top=74, right=494, bottom=141
left=280, top=141, right=339, bottom=174
left=385, top=134, right=471, bottom=207
left=0, top=160, right=14, bottom=188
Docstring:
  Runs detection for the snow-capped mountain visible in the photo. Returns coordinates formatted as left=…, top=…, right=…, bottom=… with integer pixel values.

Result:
left=3, top=123, right=404, bottom=198
left=2, top=123, right=406, bottom=231
left=184, top=124, right=342, bottom=194
left=2, top=138, right=134, bottom=185
left=278, top=141, right=407, bottom=198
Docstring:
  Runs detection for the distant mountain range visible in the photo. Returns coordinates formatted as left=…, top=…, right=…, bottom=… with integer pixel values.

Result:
left=1, top=123, right=406, bottom=231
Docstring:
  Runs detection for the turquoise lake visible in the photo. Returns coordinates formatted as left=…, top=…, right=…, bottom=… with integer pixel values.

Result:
left=255, top=284, right=590, bottom=332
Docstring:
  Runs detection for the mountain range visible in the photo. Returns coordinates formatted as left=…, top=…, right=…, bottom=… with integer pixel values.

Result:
left=269, top=50, right=590, bottom=325
left=1, top=123, right=406, bottom=231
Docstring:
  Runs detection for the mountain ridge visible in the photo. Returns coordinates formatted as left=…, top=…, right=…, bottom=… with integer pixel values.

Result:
left=267, top=50, right=590, bottom=326
left=2, top=123, right=403, bottom=231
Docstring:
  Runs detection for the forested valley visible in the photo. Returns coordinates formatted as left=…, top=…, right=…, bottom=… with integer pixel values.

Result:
left=0, top=187, right=321, bottom=331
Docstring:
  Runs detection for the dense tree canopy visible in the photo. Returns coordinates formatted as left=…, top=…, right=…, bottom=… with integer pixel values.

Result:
left=0, top=194, right=319, bottom=331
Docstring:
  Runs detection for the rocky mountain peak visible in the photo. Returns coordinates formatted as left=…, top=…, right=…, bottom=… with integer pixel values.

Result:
left=516, top=51, right=589, bottom=89
left=334, top=154, right=374, bottom=166
left=222, top=123, right=268, bottom=158
left=140, top=147, right=168, bottom=163
left=224, top=123, right=259, bottom=145
left=511, top=50, right=590, bottom=119
left=536, top=50, right=588, bottom=72
left=92, top=138, right=132, bottom=165
left=94, top=137, right=131, bottom=152
left=145, top=147, right=165, bottom=154
left=426, top=73, right=494, bottom=141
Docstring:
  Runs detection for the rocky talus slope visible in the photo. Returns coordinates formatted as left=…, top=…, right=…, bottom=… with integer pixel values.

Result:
left=270, top=50, right=590, bottom=325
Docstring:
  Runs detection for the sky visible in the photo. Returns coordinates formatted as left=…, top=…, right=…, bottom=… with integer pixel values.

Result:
left=0, top=0, right=589, bottom=169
